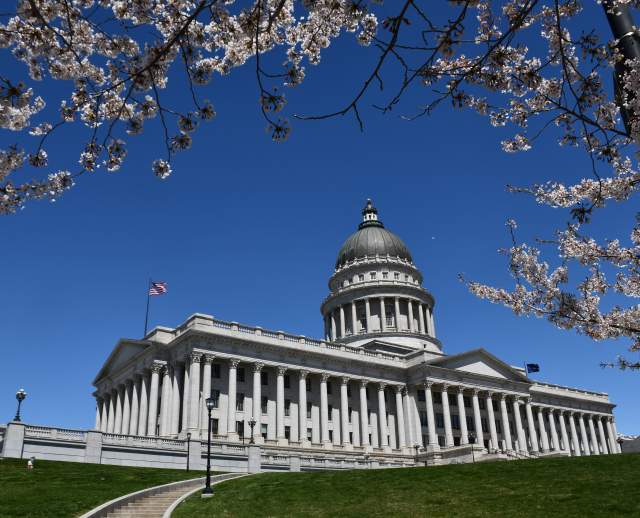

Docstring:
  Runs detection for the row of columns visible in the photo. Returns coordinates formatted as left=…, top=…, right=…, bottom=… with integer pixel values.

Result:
left=419, top=382, right=621, bottom=456
left=325, top=296, right=435, bottom=341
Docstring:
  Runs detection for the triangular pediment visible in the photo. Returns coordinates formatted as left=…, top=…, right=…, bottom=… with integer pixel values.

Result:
left=93, top=339, right=149, bottom=383
left=428, top=349, right=529, bottom=382
left=359, top=339, right=416, bottom=356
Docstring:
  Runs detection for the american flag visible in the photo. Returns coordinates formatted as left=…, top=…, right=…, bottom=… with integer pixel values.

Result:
left=148, top=281, right=168, bottom=296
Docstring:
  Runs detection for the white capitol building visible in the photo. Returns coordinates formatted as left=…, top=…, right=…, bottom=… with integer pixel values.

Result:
left=90, top=200, right=622, bottom=467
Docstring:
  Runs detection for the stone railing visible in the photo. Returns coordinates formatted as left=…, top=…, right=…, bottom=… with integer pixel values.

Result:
left=174, top=314, right=404, bottom=363
left=102, top=433, right=185, bottom=450
left=25, top=425, right=87, bottom=441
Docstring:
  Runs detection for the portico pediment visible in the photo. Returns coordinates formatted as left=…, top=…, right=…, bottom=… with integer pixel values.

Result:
left=93, top=339, right=150, bottom=384
left=359, top=339, right=415, bottom=356
left=427, top=348, right=529, bottom=382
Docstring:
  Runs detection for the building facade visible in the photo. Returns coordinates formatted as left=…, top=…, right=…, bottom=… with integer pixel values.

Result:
left=92, top=200, right=622, bottom=464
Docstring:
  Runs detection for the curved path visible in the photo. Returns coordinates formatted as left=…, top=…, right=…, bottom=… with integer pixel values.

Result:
left=104, top=473, right=242, bottom=518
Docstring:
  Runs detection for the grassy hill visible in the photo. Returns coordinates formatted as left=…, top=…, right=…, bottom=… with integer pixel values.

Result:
left=173, top=454, right=640, bottom=518
left=0, top=458, right=204, bottom=518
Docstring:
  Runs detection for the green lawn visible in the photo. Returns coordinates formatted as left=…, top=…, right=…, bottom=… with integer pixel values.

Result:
left=174, top=453, right=640, bottom=518
left=0, top=458, right=204, bottom=518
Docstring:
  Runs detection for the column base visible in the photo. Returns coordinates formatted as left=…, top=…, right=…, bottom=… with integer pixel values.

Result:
left=322, top=441, right=333, bottom=450
left=383, top=446, right=392, bottom=454
left=342, top=442, right=353, bottom=451
left=277, top=437, right=289, bottom=446
left=299, top=440, right=311, bottom=448
left=362, top=444, right=373, bottom=453
left=426, top=444, right=440, bottom=453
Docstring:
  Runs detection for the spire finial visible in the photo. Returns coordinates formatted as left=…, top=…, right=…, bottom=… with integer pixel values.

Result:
left=359, top=198, right=383, bottom=229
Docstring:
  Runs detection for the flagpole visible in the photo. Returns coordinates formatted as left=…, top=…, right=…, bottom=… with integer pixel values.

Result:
left=144, top=278, right=151, bottom=338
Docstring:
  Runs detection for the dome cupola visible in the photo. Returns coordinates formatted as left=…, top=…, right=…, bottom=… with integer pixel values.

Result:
left=321, top=199, right=441, bottom=354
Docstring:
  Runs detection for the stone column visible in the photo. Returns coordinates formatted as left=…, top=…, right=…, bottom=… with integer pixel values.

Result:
left=499, top=394, right=513, bottom=451
left=394, top=297, right=401, bottom=330
left=199, top=355, right=213, bottom=437
left=377, top=384, right=390, bottom=451
left=587, top=415, right=599, bottom=455
left=558, top=411, right=570, bottom=454
left=441, top=385, right=454, bottom=447
left=181, top=362, right=190, bottom=434
left=320, top=374, right=330, bottom=447
left=147, top=363, right=162, bottom=436
left=349, top=302, right=356, bottom=335
left=252, top=363, right=263, bottom=443
left=138, top=373, right=149, bottom=436
left=94, top=398, right=103, bottom=431
left=365, top=298, right=372, bottom=333
left=277, top=366, right=287, bottom=444
left=597, top=417, right=609, bottom=454
left=121, top=381, right=132, bottom=436
left=429, top=309, right=436, bottom=337
left=513, top=398, right=527, bottom=454
left=407, top=300, right=415, bottom=332
left=340, top=378, right=351, bottom=448
left=129, top=377, right=140, bottom=436
left=605, top=417, right=615, bottom=454
left=379, top=297, right=386, bottom=331
left=299, top=370, right=309, bottom=446
left=402, top=389, right=414, bottom=447
left=610, top=418, right=621, bottom=453
left=114, top=386, right=123, bottom=434
left=187, top=353, right=202, bottom=435
left=170, top=367, right=181, bottom=436
left=471, top=389, right=484, bottom=448
left=547, top=409, right=560, bottom=451
left=457, top=387, right=469, bottom=445
left=100, top=394, right=109, bottom=433
left=524, top=399, right=539, bottom=453
left=537, top=407, right=550, bottom=453
left=359, top=380, right=370, bottom=449
left=485, top=393, right=498, bottom=452
left=568, top=412, right=581, bottom=456
left=578, top=413, right=591, bottom=456
left=330, top=311, right=336, bottom=341
left=395, top=386, right=407, bottom=451
left=339, top=306, right=346, bottom=338
left=424, top=382, right=438, bottom=448
left=418, top=304, right=426, bottom=334
left=159, top=366, right=172, bottom=436
left=227, top=359, right=239, bottom=439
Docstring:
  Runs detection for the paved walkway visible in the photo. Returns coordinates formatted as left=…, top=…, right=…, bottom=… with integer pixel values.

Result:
left=105, top=474, right=240, bottom=518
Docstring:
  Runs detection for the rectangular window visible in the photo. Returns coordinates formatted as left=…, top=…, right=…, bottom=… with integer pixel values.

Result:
left=479, top=399, right=486, bottom=410
left=261, top=423, right=268, bottom=439
left=285, top=426, right=290, bottom=440
left=306, top=378, right=311, bottom=392
left=212, top=364, right=221, bottom=379
left=306, top=402, right=312, bottom=419
left=359, top=274, right=365, bottom=282
left=347, top=385, right=351, bottom=397
left=285, top=399, right=291, bottom=417
left=237, top=368, right=245, bottom=383
left=452, top=415, right=460, bottom=430
left=237, top=421, right=244, bottom=436
left=366, top=387, right=370, bottom=399
left=454, top=436, right=460, bottom=446
left=481, top=418, right=488, bottom=433
left=466, top=416, right=475, bottom=431
left=370, top=272, right=376, bottom=279
left=307, top=428, right=312, bottom=441
left=261, top=371, right=268, bottom=386
left=436, top=413, right=444, bottom=428
left=262, top=396, right=268, bottom=414
left=284, top=375, right=291, bottom=389
left=211, top=389, right=220, bottom=408
left=211, top=418, right=219, bottom=435
left=349, top=432, right=353, bottom=443
left=382, top=272, right=388, bottom=279
left=464, top=396, right=471, bottom=408
left=328, top=405, right=333, bottom=420
left=405, top=274, right=409, bottom=281
left=496, top=420, right=502, bottom=434
left=236, top=393, right=244, bottom=411
left=434, top=392, right=442, bottom=404
left=394, top=272, right=399, bottom=280
left=418, top=391, right=426, bottom=402
left=419, top=411, right=427, bottom=426
left=327, top=382, right=332, bottom=395
left=329, top=430, right=333, bottom=442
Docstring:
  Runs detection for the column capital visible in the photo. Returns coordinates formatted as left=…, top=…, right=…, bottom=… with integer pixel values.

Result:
left=457, top=386, right=466, bottom=395
left=188, top=352, right=202, bottom=363
left=471, top=387, right=482, bottom=396
left=395, top=384, right=405, bottom=394
left=499, top=393, right=508, bottom=401
left=277, top=366, right=287, bottom=376
left=299, top=369, right=308, bottom=379
left=423, top=380, right=434, bottom=390
left=525, top=396, right=533, bottom=405
left=378, top=382, right=386, bottom=391
left=341, top=377, right=350, bottom=385
left=360, top=379, right=368, bottom=388
left=512, top=396, right=522, bottom=405
left=253, top=362, right=264, bottom=373
left=150, top=362, right=164, bottom=374
left=441, top=383, right=450, bottom=393
left=229, top=358, right=241, bottom=368
left=161, top=364, right=171, bottom=376
left=321, top=373, right=330, bottom=383
left=202, top=354, right=215, bottom=365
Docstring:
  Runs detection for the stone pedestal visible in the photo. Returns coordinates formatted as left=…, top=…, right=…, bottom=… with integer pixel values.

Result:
left=1, top=422, right=25, bottom=459
left=247, top=444, right=261, bottom=473
left=84, top=431, right=103, bottom=464
left=187, top=438, right=203, bottom=471
left=289, top=454, right=301, bottom=472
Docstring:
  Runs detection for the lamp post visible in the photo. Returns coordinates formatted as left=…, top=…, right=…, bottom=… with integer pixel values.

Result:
left=469, top=432, right=476, bottom=463
left=14, top=389, right=27, bottom=422
left=248, top=418, right=257, bottom=445
left=202, top=397, right=215, bottom=497
left=186, top=432, right=191, bottom=471
left=617, top=437, right=624, bottom=454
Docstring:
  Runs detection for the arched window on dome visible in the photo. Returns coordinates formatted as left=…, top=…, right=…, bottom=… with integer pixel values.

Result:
left=358, top=274, right=365, bottom=282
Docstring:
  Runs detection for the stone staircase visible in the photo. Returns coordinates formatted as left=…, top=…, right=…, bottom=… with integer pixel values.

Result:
left=104, top=474, right=240, bottom=518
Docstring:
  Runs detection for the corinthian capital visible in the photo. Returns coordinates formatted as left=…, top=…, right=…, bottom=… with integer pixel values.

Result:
left=189, top=352, right=202, bottom=364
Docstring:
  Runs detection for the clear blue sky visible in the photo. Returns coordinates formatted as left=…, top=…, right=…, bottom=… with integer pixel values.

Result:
left=1, top=3, right=638, bottom=434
